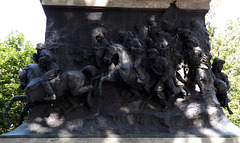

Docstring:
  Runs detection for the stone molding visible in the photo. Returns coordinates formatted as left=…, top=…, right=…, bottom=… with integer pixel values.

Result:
left=0, top=137, right=240, bottom=143
left=41, top=0, right=211, bottom=10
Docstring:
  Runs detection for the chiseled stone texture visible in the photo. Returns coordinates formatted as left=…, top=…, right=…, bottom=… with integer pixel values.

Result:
left=0, top=137, right=240, bottom=143
left=41, top=0, right=211, bottom=10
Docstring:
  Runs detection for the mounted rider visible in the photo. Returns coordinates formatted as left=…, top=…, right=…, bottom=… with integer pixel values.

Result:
left=124, top=31, right=146, bottom=84
left=38, top=44, right=60, bottom=101
left=19, top=43, right=45, bottom=90
left=33, top=43, right=46, bottom=64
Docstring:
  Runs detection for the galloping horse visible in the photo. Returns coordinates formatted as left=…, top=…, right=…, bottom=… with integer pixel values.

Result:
left=3, top=63, right=97, bottom=124
left=98, top=44, right=152, bottom=100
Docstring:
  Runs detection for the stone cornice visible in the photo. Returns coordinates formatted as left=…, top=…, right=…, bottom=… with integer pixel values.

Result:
left=41, top=0, right=211, bottom=10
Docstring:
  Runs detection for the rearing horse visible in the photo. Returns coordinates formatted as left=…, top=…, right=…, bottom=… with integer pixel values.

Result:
left=3, top=63, right=97, bottom=124
left=98, top=44, right=151, bottom=98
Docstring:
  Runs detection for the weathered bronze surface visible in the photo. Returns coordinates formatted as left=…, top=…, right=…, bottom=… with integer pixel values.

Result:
left=3, top=1, right=240, bottom=136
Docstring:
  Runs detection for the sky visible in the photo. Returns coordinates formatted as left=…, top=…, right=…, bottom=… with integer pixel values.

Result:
left=0, top=0, right=240, bottom=46
left=206, top=0, right=240, bottom=32
left=0, top=0, right=46, bottom=45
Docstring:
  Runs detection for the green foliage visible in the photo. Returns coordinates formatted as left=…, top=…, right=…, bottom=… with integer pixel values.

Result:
left=208, top=20, right=240, bottom=127
left=0, top=32, right=36, bottom=134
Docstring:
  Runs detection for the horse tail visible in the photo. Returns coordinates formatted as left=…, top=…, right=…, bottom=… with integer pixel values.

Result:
left=81, top=65, right=98, bottom=84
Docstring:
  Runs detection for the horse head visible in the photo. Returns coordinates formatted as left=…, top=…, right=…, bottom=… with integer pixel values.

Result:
left=103, top=44, right=118, bottom=65
left=19, top=64, right=43, bottom=90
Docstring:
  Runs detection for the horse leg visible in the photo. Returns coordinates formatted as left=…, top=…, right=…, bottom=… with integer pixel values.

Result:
left=79, top=85, right=93, bottom=95
left=226, top=104, right=233, bottom=115
left=98, top=76, right=107, bottom=96
left=162, top=95, right=174, bottom=112
left=74, top=85, right=94, bottom=112
left=122, top=88, right=137, bottom=105
left=98, top=68, right=119, bottom=96
left=64, top=100, right=79, bottom=116
left=18, top=102, right=34, bottom=126
left=72, top=85, right=93, bottom=96
left=3, top=95, right=28, bottom=118
left=140, top=94, right=153, bottom=109
left=86, top=91, right=93, bottom=112
left=122, top=88, right=144, bottom=106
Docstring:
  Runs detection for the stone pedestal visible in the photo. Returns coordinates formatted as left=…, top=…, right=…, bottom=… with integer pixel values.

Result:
left=41, top=0, right=211, bottom=10
left=1, top=136, right=240, bottom=143
left=2, top=0, right=240, bottom=140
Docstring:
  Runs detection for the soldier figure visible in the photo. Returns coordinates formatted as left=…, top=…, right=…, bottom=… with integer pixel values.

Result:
left=94, top=32, right=113, bottom=74
left=147, top=16, right=161, bottom=42
left=148, top=48, right=180, bottom=109
left=124, top=31, right=146, bottom=84
left=185, top=37, right=209, bottom=95
left=212, top=58, right=230, bottom=90
left=212, top=58, right=232, bottom=114
left=19, top=43, right=45, bottom=90
left=39, top=46, right=60, bottom=101
left=33, top=43, right=46, bottom=64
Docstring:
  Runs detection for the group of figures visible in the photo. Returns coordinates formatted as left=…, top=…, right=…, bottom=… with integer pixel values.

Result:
left=3, top=43, right=98, bottom=125
left=90, top=23, right=232, bottom=113
left=3, top=2, right=233, bottom=127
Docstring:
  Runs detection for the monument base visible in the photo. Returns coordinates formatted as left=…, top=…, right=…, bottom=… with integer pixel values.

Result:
left=2, top=91, right=240, bottom=137
left=0, top=136, right=240, bottom=143
left=2, top=1, right=240, bottom=141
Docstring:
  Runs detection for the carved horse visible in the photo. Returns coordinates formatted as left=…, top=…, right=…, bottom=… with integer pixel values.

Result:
left=98, top=44, right=152, bottom=102
left=3, top=63, right=97, bottom=125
